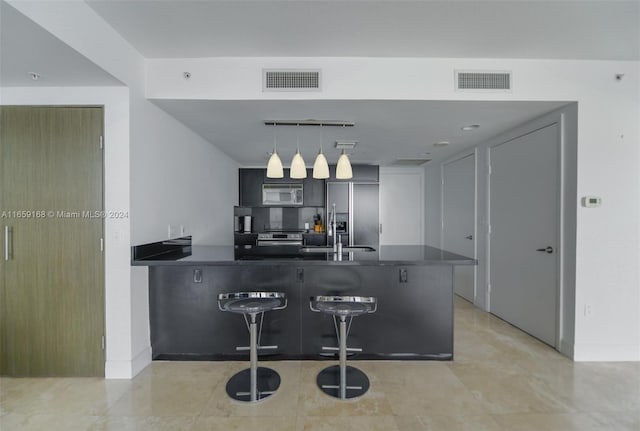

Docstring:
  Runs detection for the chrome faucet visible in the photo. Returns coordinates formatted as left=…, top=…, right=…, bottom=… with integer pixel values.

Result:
left=329, top=203, right=337, bottom=251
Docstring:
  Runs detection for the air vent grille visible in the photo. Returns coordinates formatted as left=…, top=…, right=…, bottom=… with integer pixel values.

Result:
left=456, top=71, right=511, bottom=91
left=263, top=69, right=321, bottom=91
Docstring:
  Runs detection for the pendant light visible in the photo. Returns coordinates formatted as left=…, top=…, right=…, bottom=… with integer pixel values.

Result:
left=335, top=125, right=353, bottom=179
left=266, top=124, right=284, bottom=178
left=290, top=124, right=307, bottom=179
left=336, top=149, right=353, bottom=179
left=312, top=124, right=330, bottom=179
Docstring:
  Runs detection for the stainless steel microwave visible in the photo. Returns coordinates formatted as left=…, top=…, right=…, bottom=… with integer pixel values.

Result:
left=262, top=184, right=303, bottom=206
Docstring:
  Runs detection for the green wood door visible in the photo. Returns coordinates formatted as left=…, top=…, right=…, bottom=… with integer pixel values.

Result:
left=0, top=106, right=105, bottom=376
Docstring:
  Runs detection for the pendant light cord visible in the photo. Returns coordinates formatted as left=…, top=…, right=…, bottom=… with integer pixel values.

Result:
left=273, top=123, right=277, bottom=153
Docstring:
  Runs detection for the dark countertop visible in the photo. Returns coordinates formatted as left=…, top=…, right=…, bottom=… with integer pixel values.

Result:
left=131, top=244, right=476, bottom=266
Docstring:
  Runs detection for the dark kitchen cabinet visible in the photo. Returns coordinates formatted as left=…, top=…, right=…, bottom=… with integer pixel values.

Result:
left=239, top=169, right=264, bottom=206
left=149, top=265, right=301, bottom=359
left=302, top=172, right=325, bottom=207
left=147, top=263, right=454, bottom=360
left=302, top=233, right=326, bottom=246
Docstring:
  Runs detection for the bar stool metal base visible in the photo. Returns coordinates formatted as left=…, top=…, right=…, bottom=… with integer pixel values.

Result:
left=225, top=367, right=281, bottom=402
left=316, top=365, right=370, bottom=400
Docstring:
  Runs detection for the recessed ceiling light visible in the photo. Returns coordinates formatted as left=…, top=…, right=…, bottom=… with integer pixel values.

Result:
left=433, top=141, right=450, bottom=147
left=461, top=124, right=480, bottom=131
left=27, top=72, right=41, bottom=81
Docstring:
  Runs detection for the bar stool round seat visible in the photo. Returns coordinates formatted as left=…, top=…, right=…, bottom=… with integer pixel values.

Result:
left=218, top=292, right=287, bottom=403
left=311, top=300, right=373, bottom=317
left=310, top=295, right=377, bottom=400
left=220, top=296, right=283, bottom=314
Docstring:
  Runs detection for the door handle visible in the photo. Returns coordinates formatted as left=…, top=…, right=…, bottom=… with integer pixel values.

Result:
left=465, top=235, right=473, bottom=240
left=4, top=225, right=11, bottom=261
left=536, top=246, right=554, bottom=254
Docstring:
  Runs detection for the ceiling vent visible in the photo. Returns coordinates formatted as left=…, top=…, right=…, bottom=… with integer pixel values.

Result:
left=389, top=159, right=432, bottom=167
left=335, top=141, right=357, bottom=150
left=455, top=70, right=511, bottom=91
left=263, top=69, right=321, bottom=91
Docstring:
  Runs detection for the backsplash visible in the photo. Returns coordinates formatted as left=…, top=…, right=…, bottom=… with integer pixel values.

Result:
left=234, top=206, right=325, bottom=232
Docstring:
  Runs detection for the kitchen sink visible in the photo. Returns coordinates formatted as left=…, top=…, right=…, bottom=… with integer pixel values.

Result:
left=300, top=246, right=376, bottom=253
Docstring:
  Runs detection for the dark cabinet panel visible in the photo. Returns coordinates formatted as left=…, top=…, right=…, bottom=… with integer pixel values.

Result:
left=301, top=266, right=453, bottom=358
left=239, top=169, right=264, bottom=206
left=302, top=233, right=326, bottom=246
left=148, top=263, right=453, bottom=361
left=234, top=233, right=257, bottom=246
left=149, top=265, right=301, bottom=358
left=302, top=172, right=325, bottom=207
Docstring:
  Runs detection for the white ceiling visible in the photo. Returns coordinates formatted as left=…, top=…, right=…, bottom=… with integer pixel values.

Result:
left=87, top=0, right=640, bottom=60
left=0, top=1, right=121, bottom=87
left=151, top=99, right=569, bottom=166
left=0, top=1, right=628, bottom=167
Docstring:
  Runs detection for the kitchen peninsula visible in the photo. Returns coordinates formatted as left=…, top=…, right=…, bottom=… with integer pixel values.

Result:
left=132, top=240, right=475, bottom=361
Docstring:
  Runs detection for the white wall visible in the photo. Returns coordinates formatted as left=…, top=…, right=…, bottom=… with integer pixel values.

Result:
left=8, top=1, right=240, bottom=377
left=379, top=167, right=424, bottom=245
left=147, top=56, right=640, bottom=361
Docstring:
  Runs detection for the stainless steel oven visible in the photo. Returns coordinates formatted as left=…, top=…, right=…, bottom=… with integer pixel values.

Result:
left=257, top=232, right=303, bottom=246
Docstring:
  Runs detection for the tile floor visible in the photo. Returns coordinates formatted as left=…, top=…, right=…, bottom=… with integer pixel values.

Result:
left=1, top=297, right=639, bottom=430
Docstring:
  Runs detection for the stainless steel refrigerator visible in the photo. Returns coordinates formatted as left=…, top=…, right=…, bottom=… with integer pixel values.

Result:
left=326, top=182, right=379, bottom=247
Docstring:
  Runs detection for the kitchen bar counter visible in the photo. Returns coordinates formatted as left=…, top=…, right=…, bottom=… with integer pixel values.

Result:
left=132, top=244, right=476, bottom=266
left=132, top=238, right=475, bottom=361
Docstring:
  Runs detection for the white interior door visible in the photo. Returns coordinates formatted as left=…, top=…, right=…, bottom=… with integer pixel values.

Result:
left=489, top=123, right=559, bottom=347
left=379, top=168, right=424, bottom=245
left=442, top=154, right=476, bottom=302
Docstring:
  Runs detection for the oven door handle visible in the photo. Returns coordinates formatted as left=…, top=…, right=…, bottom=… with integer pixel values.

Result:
left=257, top=240, right=303, bottom=246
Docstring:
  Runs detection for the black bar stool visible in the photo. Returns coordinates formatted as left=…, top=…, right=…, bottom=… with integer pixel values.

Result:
left=310, top=295, right=377, bottom=400
left=218, top=291, right=287, bottom=402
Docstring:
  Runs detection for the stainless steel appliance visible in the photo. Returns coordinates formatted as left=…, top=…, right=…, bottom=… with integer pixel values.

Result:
left=326, top=182, right=379, bottom=247
left=243, top=215, right=252, bottom=233
left=257, top=232, right=303, bottom=246
left=262, top=184, right=303, bottom=206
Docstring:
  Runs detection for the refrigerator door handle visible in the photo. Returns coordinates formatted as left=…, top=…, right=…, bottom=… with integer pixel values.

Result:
left=379, top=223, right=382, bottom=234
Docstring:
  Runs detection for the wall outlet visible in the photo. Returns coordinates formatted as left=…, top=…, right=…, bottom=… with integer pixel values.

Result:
left=193, top=269, right=202, bottom=283
left=584, top=304, right=593, bottom=317
left=399, top=268, right=408, bottom=283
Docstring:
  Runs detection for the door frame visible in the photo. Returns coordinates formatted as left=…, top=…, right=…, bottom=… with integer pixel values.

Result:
left=441, top=149, right=478, bottom=304
left=487, top=120, right=564, bottom=350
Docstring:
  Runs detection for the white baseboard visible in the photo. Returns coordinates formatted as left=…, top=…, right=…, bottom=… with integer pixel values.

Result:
left=131, top=345, right=152, bottom=377
left=573, top=343, right=640, bottom=362
left=104, top=346, right=152, bottom=379
left=559, top=339, right=575, bottom=359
